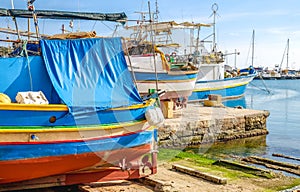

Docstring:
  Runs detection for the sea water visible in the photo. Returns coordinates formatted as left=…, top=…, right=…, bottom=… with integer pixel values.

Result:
left=203, top=79, right=300, bottom=165
left=246, top=79, right=300, bottom=158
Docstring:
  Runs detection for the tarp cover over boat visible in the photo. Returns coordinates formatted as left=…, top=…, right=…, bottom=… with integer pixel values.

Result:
left=40, top=37, right=143, bottom=124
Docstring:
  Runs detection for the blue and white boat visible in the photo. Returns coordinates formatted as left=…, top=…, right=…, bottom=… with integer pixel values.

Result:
left=188, top=4, right=256, bottom=102
left=189, top=65, right=256, bottom=101
left=0, top=8, right=161, bottom=188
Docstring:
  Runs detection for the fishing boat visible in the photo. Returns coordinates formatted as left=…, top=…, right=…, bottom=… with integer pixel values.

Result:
left=189, top=65, right=256, bottom=101
left=0, top=7, right=161, bottom=189
left=188, top=4, right=256, bottom=102
left=125, top=41, right=199, bottom=102
left=123, top=16, right=205, bottom=106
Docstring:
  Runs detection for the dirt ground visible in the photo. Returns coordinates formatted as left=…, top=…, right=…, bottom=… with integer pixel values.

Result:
left=80, top=162, right=299, bottom=192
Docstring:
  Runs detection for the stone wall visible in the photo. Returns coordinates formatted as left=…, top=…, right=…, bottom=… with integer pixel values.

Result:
left=158, top=104, right=270, bottom=148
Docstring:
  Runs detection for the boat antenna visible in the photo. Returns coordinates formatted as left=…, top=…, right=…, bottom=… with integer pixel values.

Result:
left=154, top=0, right=159, bottom=22
left=210, top=3, right=219, bottom=52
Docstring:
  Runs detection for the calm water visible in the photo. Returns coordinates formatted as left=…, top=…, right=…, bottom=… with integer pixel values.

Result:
left=246, top=79, right=300, bottom=158
left=203, top=79, right=300, bottom=164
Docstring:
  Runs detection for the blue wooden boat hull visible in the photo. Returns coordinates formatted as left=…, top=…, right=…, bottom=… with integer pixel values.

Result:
left=189, top=74, right=256, bottom=101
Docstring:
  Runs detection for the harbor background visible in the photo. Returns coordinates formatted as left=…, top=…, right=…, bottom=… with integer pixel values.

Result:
left=208, top=79, right=300, bottom=164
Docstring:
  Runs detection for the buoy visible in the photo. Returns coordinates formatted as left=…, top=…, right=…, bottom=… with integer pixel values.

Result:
left=0, top=93, right=11, bottom=104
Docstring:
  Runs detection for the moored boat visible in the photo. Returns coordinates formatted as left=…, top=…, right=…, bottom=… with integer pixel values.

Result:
left=125, top=43, right=198, bottom=101
left=189, top=66, right=256, bottom=101
left=0, top=7, right=161, bottom=188
left=188, top=4, right=256, bottom=102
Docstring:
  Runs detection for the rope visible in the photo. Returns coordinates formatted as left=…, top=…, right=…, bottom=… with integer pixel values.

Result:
left=122, top=38, right=138, bottom=89
left=249, top=75, right=271, bottom=94
left=20, top=40, right=33, bottom=91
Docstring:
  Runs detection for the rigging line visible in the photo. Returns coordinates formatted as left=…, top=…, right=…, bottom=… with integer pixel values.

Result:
left=100, top=21, right=114, bottom=31
left=77, top=0, right=80, bottom=31
left=249, top=77, right=271, bottom=94
left=279, top=39, right=289, bottom=70
left=21, top=40, right=33, bottom=91
left=122, top=37, right=138, bottom=89
left=258, top=75, right=271, bottom=94
left=244, top=32, right=252, bottom=66
left=91, top=20, right=97, bottom=31
left=140, top=0, right=145, bottom=14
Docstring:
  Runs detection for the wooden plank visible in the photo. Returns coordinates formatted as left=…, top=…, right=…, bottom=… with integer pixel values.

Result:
left=215, top=159, right=273, bottom=178
left=272, top=153, right=300, bottom=162
left=248, top=156, right=300, bottom=169
left=172, top=164, right=227, bottom=184
left=242, top=156, right=300, bottom=176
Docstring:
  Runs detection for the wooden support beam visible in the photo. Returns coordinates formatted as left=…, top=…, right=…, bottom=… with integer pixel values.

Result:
left=172, top=164, right=227, bottom=184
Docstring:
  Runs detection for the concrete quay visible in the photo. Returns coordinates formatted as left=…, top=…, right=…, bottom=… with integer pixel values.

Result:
left=159, top=103, right=270, bottom=147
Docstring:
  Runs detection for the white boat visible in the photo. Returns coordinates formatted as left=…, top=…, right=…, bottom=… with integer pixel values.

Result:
left=123, top=20, right=208, bottom=103
left=125, top=43, right=198, bottom=101
left=189, top=63, right=256, bottom=101
left=188, top=4, right=256, bottom=102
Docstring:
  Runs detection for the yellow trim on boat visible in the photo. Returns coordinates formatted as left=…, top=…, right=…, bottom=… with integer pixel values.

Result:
left=137, top=78, right=196, bottom=83
left=113, top=98, right=155, bottom=110
left=0, top=103, right=68, bottom=111
left=0, top=120, right=147, bottom=133
left=193, top=81, right=248, bottom=92
left=0, top=99, right=155, bottom=111
left=167, top=70, right=198, bottom=75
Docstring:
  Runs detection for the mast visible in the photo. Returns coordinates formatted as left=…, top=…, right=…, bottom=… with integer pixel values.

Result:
left=279, top=38, right=289, bottom=71
left=211, top=3, right=218, bottom=52
left=27, top=0, right=39, bottom=39
left=10, top=0, right=15, bottom=9
left=10, top=0, right=21, bottom=40
left=148, top=1, right=159, bottom=92
left=251, top=30, right=255, bottom=67
left=195, top=25, right=201, bottom=56
left=287, top=38, right=289, bottom=69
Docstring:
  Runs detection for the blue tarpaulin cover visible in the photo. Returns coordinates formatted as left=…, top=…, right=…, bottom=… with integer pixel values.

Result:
left=40, top=37, right=142, bottom=112
left=0, top=56, right=60, bottom=103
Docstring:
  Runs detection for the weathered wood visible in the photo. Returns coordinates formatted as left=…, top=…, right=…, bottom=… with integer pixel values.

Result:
left=242, top=156, right=300, bottom=176
left=0, top=175, right=66, bottom=192
left=138, top=177, right=172, bottom=192
left=247, top=156, right=300, bottom=169
left=172, top=164, right=227, bottom=184
left=78, top=181, right=134, bottom=192
left=215, top=159, right=273, bottom=178
left=272, top=153, right=300, bottom=162
left=0, top=38, right=39, bottom=44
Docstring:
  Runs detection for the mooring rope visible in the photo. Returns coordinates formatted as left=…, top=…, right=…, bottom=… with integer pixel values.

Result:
left=20, top=40, right=33, bottom=91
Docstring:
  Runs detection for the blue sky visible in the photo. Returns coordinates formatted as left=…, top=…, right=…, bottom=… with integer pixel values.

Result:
left=0, top=0, right=299, bottom=69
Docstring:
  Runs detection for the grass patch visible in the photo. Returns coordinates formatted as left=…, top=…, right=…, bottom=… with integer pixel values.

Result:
left=157, top=148, right=300, bottom=191
left=158, top=148, right=262, bottom=180
left=213, top=160, right=275, bottom=179
left=158, top=148, right=215, bottom=164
